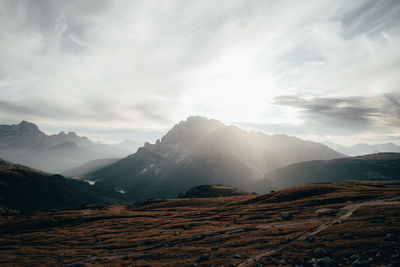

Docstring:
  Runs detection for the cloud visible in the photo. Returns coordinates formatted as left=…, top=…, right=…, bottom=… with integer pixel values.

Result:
left=340, top=0, right=400, bottom=38
left=0, top=0, right=399, bottom=144
left=272, top=93, right=400, bottom=134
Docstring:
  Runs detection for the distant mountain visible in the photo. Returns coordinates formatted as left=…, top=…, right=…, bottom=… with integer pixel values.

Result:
left=90, top=116, right=343, bottom=202
left=0, top=158, right=108, bottom=212
left=0, top=121, right=131, bottom=173
left=178, top=185, right=256, bottom=198
left=325, top=141, right=400, bottom=156
left=248, top=152, right=400, bottom=194
left=62, top=158, right=121, bottom=178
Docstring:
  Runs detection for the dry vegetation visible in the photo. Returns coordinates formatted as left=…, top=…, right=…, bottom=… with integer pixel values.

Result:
left=1, top=181, right=400, bottom=266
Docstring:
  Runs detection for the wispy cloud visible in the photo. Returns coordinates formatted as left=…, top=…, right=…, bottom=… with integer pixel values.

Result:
left=273, top=93, right=400, bottom=131
left=0, top=0, right=399, bottom=144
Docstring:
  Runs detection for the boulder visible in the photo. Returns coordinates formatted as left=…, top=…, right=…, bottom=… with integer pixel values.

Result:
left=281, top=212, right=292, bottom=220
left=317, top=256, right=334, bottom=266
left=197, top=253, right=210, bottom=262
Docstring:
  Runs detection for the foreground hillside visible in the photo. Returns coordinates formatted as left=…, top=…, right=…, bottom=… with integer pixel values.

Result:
left=0, top=158, right=108, bottom=212
left=1, top=181, right=399, bottom=266
left=249, top=153, right=400, bottom=193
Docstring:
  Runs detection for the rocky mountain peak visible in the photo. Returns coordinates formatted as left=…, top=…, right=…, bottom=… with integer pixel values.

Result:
left=67, top=131, right=78, bottom=137
left=18, top=121, right=42, bottom=134
left=160, top=116, right=223, bottom=146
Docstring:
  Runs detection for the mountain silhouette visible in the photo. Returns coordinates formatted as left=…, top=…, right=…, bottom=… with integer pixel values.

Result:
left=248, top=152, right=400, bottom=193
left=0, top=121, right=131, bottom=173
left=89, top=116, right=343, bottom=202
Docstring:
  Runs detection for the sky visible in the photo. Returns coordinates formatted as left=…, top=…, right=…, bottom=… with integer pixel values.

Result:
left=0, top=0, right=399, bottom=145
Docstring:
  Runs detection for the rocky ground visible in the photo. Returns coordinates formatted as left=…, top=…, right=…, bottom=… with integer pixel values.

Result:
left=1, top=181, right=400, bottom=267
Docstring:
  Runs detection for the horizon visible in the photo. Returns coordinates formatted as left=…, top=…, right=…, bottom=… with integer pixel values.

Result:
left=2, top=117, right=400, bottom=148
left=1, top=1, right=400, bottom=146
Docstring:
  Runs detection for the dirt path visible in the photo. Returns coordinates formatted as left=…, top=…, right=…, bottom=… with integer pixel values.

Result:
left=238, top=198, right=400, bottom=267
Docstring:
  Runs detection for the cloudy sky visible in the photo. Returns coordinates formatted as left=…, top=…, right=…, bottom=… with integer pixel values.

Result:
left=0, top=0, right=399, bottom=145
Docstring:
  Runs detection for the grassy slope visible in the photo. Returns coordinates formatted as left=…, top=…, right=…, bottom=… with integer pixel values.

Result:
left=1, top=181, right=399, bottom=266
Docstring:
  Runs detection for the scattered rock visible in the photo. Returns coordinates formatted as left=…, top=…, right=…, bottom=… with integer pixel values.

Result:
left=386, top=233, right=397, bottom=241
left=279, top=259, right=287, bottom=265
left=351, top=259, right=370, bottom=267
left=375, top=251, right=382, bottom=258
left=281, top=212, right=292, bottom=220
left=314, top=248, right=329, bottom=257
left=392, top=252, right=400, bottom=259
left=197, top=253, right=210, bottom=262
left=233, top=254, right=242, bottom=259
left=350, top=254, right=361, bottom=260
left=211, top=245, right=219, bottom=251
left=317, top=256, right=334, bottom=266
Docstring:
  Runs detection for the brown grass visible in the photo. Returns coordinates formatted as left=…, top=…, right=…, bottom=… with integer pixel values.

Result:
left=0, top=181, right=399, bottom=266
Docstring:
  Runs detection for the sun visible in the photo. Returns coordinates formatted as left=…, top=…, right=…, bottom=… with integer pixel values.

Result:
left=179, top=45, right=287, bottom=124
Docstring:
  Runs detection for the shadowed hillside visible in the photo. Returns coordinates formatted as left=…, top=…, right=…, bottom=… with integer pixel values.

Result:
left=0, top=159, right=109, bottom=212
left=248, top=152, right=400, bottom=194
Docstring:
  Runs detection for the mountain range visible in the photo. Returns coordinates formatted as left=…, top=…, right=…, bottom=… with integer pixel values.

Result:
left=1, top=116, right=400, bottom=213
left=325, top=141, right=400, bottom=156
left=88, top=116, right=343, bottom=202
left=0, top=121, right=133, bottom=173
